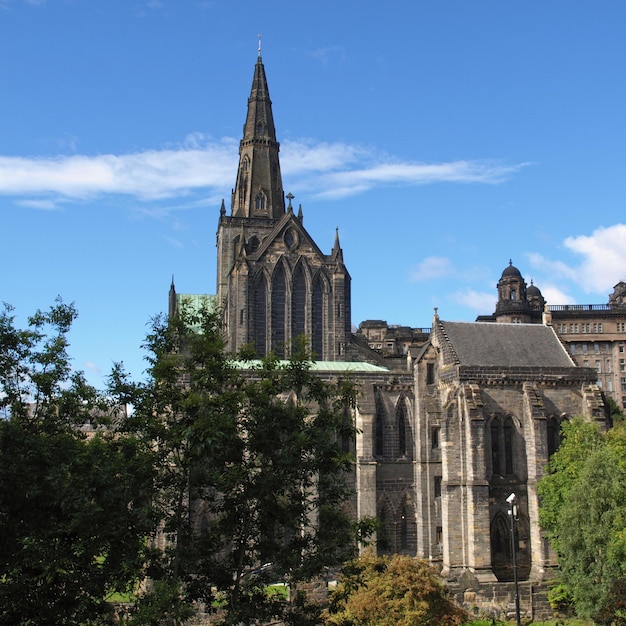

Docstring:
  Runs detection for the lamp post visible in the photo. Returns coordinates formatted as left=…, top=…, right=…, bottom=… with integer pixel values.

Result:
left=506, top=493, right=521, bottom=626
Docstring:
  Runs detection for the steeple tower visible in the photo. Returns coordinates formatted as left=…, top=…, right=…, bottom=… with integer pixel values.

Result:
left=217, top=49, right=352, bottom=362
left=231, top=48, right=285, bottom=219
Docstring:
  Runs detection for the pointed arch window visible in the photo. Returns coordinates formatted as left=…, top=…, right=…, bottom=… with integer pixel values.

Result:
left=291, top=263, right=306, bottom=345
left=397, top=400, right=407, bottom=456
left=400, top=502, right=408, bottom=550
left=252, top=274, right=267, bottom=357
left=490, top=415, right=516, bottom=477
left=312, top=275, right=324, bottom=359
left=255, top=191, right=266, bottom=211
left=248, top=235, right=260, bottom=253
left=271, top=265, right=286, bottom=358
left=374, top=391, right=385, bottom=457
left=547, top=415, right=566, bottom=457
left=377, top=503, right=392, bottom=554
left=398, top=496, right=416, bottom=553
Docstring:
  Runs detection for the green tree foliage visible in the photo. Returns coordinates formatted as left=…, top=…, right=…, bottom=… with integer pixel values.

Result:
left=538, top=417, right=626, bottom=624
left=0, top=301, right=156, bottom=625
left=115, top=303, right=367, bottom=625
left=323, top=551, right=468, bottom=626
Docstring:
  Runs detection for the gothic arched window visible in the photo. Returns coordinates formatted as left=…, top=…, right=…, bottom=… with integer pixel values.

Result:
left=253, top=274, right=267, bottom=357
left=271, top=265, right=286, bottom=358
left=312, top=275, right=324, bottom=359
left=374, top=391, right=385, bottom=457
left=490, top=415, right=516, bottom=477
left=291, top=263, right=306, bottom=346
left=255, top=191, right=266, bottom=211
left=397, top=400, right=407, bottom=456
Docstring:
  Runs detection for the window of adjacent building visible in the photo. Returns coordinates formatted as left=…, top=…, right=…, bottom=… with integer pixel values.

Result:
left=570, top=343, right=576, bottom=355
left=620, top=343, right=625, bottom=354
left=593, top=323, right=603, bottom=333
left=621, top=377, right=626, bottom=392
left=582, top=344, right=588, bottom=355
left=607, top=379, right=613, bottom=392
left=596, top=361, right=601, bottom=373
left=594, top=343, right=600, bottom=354
left=621, top=359, right=626, bottom=373
left=606, top=360, right=612, bottom=374
left=618, top=322, right=626, bottom=332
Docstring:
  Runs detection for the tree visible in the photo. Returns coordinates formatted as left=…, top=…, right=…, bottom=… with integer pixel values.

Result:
left=117, top=303, right=367, bottom=625
left=0, top=300, right=156, bottom=625
left=538, top=417, right=626, bottom=624
left=323, top=551, right=468, bottom=626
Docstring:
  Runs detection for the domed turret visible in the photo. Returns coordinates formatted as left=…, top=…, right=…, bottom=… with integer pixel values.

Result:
left=526, top=279, right=546, bottom=312
left=501, top=260, right=522, bottom=279
left=495, top=260, right=531, bottom=323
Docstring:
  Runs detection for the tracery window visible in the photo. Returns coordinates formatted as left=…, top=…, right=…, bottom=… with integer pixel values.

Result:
left=253, top=274, right=267, bottom=357
left=490, top=415, right=516, bottom=477
left=291, top=263, right=306, bottom=345
left=255, top=191, right=266, bottom=211
left=311, top=275, right=324, bottom=359
left=374, top=391, right=385, bottom=457
left=397, top=400, right=407, bottom=456
left=271, top=265, right=286, bottom=358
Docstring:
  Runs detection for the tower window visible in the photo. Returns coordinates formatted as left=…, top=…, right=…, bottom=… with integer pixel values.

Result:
left=255, top=192, right=266, bottom=211
left=510, top=289, right=517, bottom=301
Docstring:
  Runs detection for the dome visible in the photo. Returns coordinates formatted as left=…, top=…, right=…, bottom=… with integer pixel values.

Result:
left=527, top=281, right=542, bottom=298
left=501, top=260, right=522, bottom=279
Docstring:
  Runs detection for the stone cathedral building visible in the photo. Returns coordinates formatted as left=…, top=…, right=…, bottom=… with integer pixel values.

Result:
left=169, top=52, right=608, bottom=617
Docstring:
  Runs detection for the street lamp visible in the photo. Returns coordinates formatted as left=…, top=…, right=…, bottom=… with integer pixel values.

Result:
left=506, top=493, right=521, bottom=626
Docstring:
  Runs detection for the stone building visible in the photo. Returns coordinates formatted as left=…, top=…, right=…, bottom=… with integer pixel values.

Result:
left=478, top=261, right=626, bottom=410
left=169, top=52, right=608, bottom=618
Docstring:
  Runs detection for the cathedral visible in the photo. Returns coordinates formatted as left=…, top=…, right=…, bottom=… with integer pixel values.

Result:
left=169, top=51, right=609, bottom=618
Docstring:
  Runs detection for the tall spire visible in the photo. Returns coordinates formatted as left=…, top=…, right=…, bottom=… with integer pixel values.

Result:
left=231, top=48, right=285, bottom=219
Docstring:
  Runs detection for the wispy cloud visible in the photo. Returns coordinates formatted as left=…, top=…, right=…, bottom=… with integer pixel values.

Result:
left=309, top=46, right=347, bottom=65
left=0, top=136, right=527, bottom=209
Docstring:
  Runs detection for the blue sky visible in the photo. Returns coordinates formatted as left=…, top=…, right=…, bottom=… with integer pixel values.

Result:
left=3, top=0, right=626, bottom=388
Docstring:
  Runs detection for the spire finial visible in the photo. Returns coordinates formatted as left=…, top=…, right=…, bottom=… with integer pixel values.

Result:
left=257, top=33, right=262, bottom=58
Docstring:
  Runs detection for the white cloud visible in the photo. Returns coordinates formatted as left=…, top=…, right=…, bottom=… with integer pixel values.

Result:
left=450, top=289, right=496, bottom=314
left=410, top=256, right=455, bottom=281
left=540, top=284, right=575, bottom=306
left=564, top=224, right=626, bottom=293
left=0, top=136, right=526, bottom=207
left=529, top=224, right=626, bottom=298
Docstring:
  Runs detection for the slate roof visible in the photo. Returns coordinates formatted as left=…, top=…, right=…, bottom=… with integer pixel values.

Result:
left=439, top=321, right=575, bottom=368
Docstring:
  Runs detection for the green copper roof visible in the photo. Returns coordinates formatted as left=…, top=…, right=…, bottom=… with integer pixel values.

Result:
left=231, top=360, right=389, bottom=373
left=176, top=294, right=217, bottom=313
